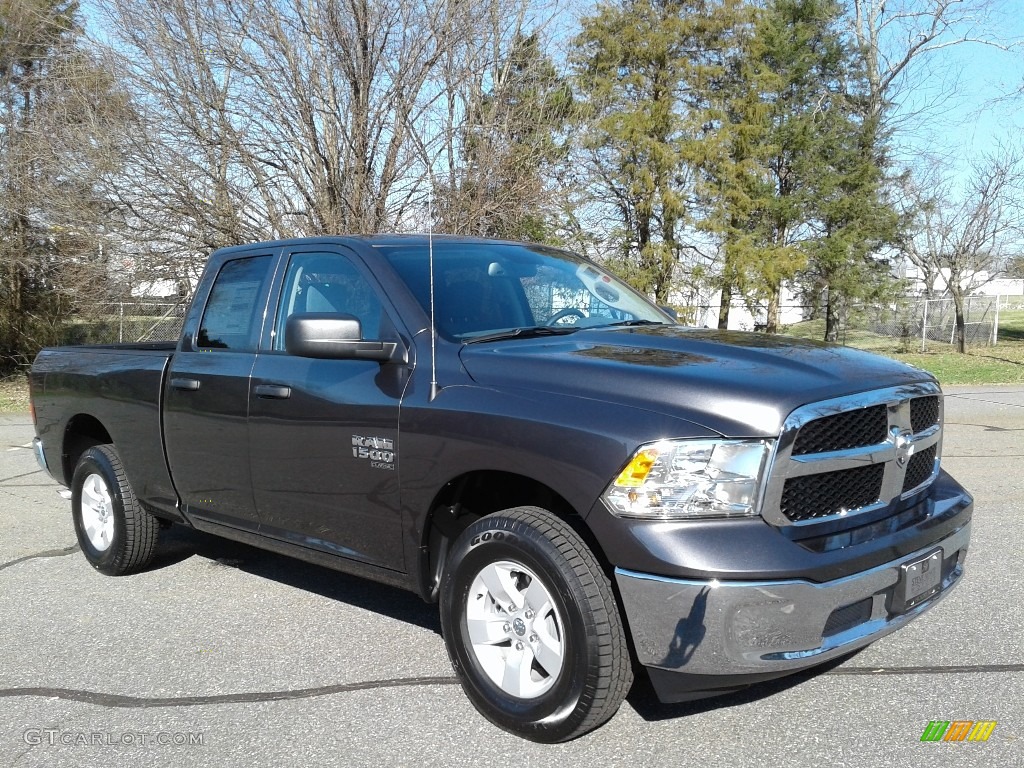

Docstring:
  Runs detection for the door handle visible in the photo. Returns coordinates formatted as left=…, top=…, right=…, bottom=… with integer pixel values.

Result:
left=170, top=378, right=201, bottom=391
left=254, top=384, right=292, bottom=399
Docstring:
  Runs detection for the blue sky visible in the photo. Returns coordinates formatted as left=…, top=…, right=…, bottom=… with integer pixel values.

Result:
left=889, top=2, right=1024, bottom=176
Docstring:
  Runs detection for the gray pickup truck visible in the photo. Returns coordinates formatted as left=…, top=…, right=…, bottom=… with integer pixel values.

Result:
left=30, top=235, right=972, bottom=741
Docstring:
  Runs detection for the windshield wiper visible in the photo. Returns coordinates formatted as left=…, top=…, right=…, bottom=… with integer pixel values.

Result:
left=463, top=326, right=582, bottom=344
left=602, top=319, right=669, bottom=327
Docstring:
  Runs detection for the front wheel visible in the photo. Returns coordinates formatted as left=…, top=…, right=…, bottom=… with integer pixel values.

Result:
left=71, top=444, right=159, bottom=576
left=439, top=506, right=633, bottom=742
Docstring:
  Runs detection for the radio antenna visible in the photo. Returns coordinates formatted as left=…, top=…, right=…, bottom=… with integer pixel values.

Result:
left=427, top=167, right=439, bottom=401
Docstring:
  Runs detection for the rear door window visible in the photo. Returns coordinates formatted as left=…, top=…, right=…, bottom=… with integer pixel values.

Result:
left=197, top=256, right=272, bottom=350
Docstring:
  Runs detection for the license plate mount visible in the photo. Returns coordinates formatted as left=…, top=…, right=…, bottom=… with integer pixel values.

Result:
left=893, top=548, right=943, bottom=613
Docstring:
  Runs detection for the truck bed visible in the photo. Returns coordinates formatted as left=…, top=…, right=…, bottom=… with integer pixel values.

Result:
left=31, top=345, right=179, bottom=516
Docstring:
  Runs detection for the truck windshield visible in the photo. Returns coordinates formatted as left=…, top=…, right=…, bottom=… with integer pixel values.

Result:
left=377, top=242, right=671, bottom=342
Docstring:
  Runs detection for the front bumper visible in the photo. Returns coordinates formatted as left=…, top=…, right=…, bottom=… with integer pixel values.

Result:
left=615, top=519, right=970, bottom=702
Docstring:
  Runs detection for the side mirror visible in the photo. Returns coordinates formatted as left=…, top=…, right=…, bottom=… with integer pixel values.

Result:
left=285, top=313, right=402, bottom=362
left=659, top=305, right=679, bottom=322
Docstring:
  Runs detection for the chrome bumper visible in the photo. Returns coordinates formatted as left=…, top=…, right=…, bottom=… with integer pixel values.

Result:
left=32, top=437, right=48, bottom=474
left=615, top=521, right=970, bottom=678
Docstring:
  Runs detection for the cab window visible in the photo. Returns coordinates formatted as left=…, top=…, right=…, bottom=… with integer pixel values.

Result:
left=197, top=256, right=271, bottom=350
left=274, top=253, right=384, bottom=351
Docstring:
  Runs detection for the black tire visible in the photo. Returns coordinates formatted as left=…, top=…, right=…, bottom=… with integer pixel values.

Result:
left=439, top=506, right=633, bottom=742
left=71, top=444, right=159, bottom=576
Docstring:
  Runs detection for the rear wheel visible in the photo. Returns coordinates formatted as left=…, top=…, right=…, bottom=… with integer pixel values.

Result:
left=440, top=506, right=632, bottom=742
left=71, top=445, right=159, bottom=575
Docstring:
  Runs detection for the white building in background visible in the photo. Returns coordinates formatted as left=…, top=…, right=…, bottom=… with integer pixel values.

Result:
left=686, top=286, right=807, bottom=331
left=901, top=262, right=1024, bottom=298
left=114, top=253, right=195, bottom=299
left=670, top=257, right=1023, bottom=332
left=130, top=279, right=180, bottom=299
left=975, top=277, right=1024, bottom=297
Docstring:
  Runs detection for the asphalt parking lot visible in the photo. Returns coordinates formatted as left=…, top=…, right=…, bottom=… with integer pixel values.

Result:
left=1, top=386, right=1022, bottom=767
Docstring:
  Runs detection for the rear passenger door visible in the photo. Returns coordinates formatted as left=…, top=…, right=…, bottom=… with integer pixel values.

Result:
left=248, top=245, right=410, bottom=570
left=164, top=252, right=277, bottom=531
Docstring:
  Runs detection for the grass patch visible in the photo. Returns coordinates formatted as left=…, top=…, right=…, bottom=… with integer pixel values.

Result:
left=0, top=375, right=30, bottom=414
left=891, top=348, right=1024, bottom=385
left=997, top=309, right=1024, bottom=343
left=785, top=308, right=1024, bottom=386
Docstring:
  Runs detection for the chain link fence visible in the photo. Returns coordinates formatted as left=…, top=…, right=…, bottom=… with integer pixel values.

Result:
left=840, top=296, right=1001, bottom=351
left=693, top=295, right=1009, bottom=351
left=65, top=301, right=189, bottom=345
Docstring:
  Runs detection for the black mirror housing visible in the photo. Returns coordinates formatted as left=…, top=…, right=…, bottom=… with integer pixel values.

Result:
left=659, top=305, right=679, bottom=322
left=285, top=313, right=402, bottom=362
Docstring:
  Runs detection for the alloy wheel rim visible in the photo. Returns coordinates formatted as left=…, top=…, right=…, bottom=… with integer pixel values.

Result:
left=464, top=560, right=564, bottom=699
left=80, top=473, right=115, bottom=552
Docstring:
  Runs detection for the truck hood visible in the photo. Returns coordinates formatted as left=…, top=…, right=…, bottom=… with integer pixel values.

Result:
left=457, top=326, right=934, bottom=437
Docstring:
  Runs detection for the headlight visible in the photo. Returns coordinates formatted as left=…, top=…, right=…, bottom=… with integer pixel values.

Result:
left=602, top=439, right=772, bottom=520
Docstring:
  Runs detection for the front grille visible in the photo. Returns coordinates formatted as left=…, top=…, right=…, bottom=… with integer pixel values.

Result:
left=781, top=464, right=884, bottom=522
left=902, top=444, right=938, bottom=493
left=792, top=405, right=888, bottom=455
left=911, top=396, right=940, bottom=433
left=762, top=384, right=944, bottom=529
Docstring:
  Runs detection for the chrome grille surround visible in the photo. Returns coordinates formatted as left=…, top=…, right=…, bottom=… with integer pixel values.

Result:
left=761, top=382, right=943, bottom=528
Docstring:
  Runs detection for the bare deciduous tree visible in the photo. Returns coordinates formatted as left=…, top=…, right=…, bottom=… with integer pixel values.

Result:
left=431, top=18, right=574, bottom=241
left=96, top=0, right=564, bottom=289
left=96, top=0, right=470, bottom=283
left=847, top=0, right=1011, bottom=138
left=900, top=151, right=1024, bottom=352
left=1, top=0, right=131, bottom=369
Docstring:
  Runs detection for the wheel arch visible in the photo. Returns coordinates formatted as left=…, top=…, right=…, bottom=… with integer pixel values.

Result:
left=62, top=414, right=113, bottom=485
left=418, top=469, right=608, bottom=602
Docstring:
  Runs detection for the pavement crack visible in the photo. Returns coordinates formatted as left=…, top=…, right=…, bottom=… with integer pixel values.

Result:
left=0, top=545, right=79, bottom=573
left=947, top=394, right=1024, bottom=408
left=4, top=665, right=1020, bottom=711
left=830, top=663, right=1024, bottom=676
left=0, top=676, right=461, bottom=709
left=944, top=422, right=1024, bottom=432
left=0, top=469, right=42, bottom=484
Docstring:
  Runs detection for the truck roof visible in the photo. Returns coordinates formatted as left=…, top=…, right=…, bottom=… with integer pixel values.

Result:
left=210, top=234, right=551, bottom=257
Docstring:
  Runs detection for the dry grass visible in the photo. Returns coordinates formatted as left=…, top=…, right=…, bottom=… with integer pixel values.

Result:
left=0, top=375, right=30, bottom=414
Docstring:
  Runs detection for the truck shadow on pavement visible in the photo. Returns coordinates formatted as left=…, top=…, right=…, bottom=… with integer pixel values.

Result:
left=151, top=523, right=442, bottom=635
left=148, top=522, right=860, bottom=723
left=625, top=651, right=862, bottom=721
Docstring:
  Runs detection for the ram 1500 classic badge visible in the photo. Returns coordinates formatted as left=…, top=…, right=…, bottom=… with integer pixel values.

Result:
left=351, top=434, right=395, bottom=470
